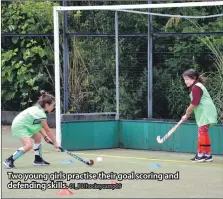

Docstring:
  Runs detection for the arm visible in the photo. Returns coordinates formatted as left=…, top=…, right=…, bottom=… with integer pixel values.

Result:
left=39, top=128, right=48, bottom=138
left=41, top=120, right=57, bottom=144
left=181, top=104, right=196, bottom=121
left=182, top=85, right=202, bottom=121
left=185, top=104, right=196, bottom=118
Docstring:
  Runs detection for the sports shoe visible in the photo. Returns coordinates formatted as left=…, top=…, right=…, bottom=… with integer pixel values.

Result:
left=3, top=157, right=15, bottom=169
left=33, top=155, right=50, bottom=166
left=190, top=154, right=206, bottom=162
left=204, top=155, right=213, bottom=162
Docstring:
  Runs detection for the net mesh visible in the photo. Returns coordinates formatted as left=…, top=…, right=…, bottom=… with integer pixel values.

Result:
left=65, top=36, right=116, bottom=114
left=2, top=1, right=223, bottom=123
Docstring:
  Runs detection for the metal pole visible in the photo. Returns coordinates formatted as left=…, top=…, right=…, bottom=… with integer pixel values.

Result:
left=63, top=0, right=69, bottom=113
left=115, top=11, right=119, bottom=120
left=148, top=0, right=153, bottom=118
left=56, top=2, right=223, bottom=11
left=54, top=7, right=61, bottom=146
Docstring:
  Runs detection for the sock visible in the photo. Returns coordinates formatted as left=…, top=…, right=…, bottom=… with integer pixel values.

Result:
left=197, top=135, right=205, bottom=155
left=197, top=153, right=204, bottom=157
left=198, top=125, right=210, bottom=156
left=12, top=147, right=25, bottom=161
left=34, top=143, right=42, bottom=158
left=204, top=134, right=211, bottom=155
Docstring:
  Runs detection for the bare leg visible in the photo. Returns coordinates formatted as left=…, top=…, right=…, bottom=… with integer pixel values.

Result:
left=32, top=133, right=42, bottom=157
left=4, top=138, right=32, bottom=168
left=32, top=132, right=50, bottom=166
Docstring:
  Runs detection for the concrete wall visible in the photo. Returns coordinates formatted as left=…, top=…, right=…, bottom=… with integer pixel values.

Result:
left=1, top=111, right=56, bottom=127
left=1, top=111, right=115, bottom=128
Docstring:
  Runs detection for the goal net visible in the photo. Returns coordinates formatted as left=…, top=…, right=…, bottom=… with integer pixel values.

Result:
left=53, top=1, right=223, bottom=145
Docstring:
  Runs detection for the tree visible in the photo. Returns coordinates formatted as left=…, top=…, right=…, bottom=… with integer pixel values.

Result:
left=1, top=1, right=58, bottom=111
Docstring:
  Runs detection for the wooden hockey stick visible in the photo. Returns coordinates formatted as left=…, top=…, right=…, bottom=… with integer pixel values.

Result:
left=156, top=120, right=183, bottom=144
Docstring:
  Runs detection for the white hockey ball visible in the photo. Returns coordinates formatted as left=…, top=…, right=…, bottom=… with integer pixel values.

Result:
left=96, top=157, right=103, bottom=163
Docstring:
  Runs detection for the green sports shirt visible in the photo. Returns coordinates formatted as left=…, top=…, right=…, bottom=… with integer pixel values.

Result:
left=12, top=105, right=47, bottom=134
left=189, top=82, right=217, bottom=127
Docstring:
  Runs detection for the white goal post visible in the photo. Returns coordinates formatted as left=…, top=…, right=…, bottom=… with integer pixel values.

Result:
left=53, top=1, right=223, bottom=146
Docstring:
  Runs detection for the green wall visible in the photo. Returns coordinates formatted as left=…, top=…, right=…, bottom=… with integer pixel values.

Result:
left=119, top=120, right=223, bottom=155
left=61, top=120, right=118, bottom=150
left=61, top=120, right=223, bottom=155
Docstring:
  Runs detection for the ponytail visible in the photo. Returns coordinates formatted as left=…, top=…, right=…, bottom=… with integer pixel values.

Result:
left=198, top=75, right=206, bottom=84
left=37, top=90, right=55, bottom=108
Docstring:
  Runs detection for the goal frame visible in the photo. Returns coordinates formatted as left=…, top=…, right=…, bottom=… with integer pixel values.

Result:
left=53, top=1, right=223, bottom=145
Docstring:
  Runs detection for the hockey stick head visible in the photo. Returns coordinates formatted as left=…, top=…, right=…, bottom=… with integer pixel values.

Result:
left=88, top=159, right=94, bottom=166
left=156, top=120, right=183, bottom=144
left=156, top=136, right=163, bottom=144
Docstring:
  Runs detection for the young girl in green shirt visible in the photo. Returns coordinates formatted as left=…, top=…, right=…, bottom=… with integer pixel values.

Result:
left=3, top=91, right=59, bottom=168
left=181, top=69, right=217, bottom=162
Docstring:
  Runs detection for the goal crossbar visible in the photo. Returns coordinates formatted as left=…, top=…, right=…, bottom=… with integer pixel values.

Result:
left=55, top=1, right=223, bottom=11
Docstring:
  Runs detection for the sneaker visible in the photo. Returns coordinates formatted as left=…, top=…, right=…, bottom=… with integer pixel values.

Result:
left=33, top=155, right=50, bottom=166
left=3, top=157, right=15, bottom=169
left=204, top=155, right=213, bottom=162
left=190, top=154, right=206, bottom=162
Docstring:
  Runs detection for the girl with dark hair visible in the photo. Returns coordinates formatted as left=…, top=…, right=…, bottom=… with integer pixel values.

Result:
left=3, top=91, right=59, bottom=169
left=181, top=69, right=217, bottom=162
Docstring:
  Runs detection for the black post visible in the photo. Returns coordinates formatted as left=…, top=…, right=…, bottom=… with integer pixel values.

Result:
left=63, top=0, right=69, bottom=113
left=147, top=0, right=153, bottom=118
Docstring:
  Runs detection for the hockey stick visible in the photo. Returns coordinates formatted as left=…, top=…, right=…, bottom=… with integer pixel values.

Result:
left=48, top=141, right=94, bottom=166
left=156, top=120, right=183, bottom=144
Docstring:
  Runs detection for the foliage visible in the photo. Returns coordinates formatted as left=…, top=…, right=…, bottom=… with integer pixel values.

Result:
left=1, top=1, right=223, bottom=124
left=1, top=1, right=58, bottom=110
left=164, top=6, right=223, bottom=123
